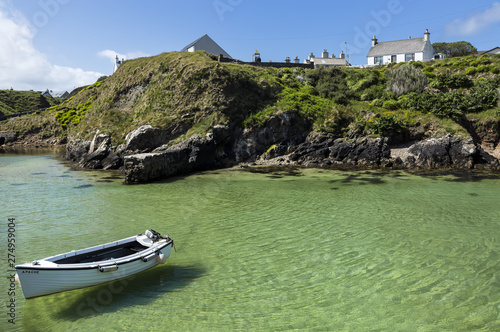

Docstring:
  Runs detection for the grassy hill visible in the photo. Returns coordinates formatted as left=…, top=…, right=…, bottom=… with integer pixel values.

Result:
left=0, top=90, right=61, bottom=116
left=1, top=51, right=499, bottom=146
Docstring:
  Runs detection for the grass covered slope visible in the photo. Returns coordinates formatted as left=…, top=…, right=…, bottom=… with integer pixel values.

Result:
left=0, top=90, right=61, bottom=116
left=1, top=51, right=499, bottom=147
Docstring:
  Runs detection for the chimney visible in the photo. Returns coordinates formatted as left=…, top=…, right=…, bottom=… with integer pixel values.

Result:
left=308, top=52, right=315, bottom=61
left=424, top=29, right=430, bottom=42
left=322, top=49, right=329, bottom=58
left=294, top=56, right=300, bottom=64
left=285, top=57, right=291, bottom=64
left=340, top=51, right=345, bottom=59
left=409, top=36, right=411, bottom=39
left=372, top=36, right=378, bottom=47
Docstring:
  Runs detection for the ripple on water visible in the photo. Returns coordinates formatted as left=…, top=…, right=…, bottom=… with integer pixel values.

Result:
left=2, top=157, right=500, bottom=331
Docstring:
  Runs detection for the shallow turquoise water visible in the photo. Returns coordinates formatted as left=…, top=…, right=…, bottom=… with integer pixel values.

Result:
left=1, top=152, right=500, bottom=331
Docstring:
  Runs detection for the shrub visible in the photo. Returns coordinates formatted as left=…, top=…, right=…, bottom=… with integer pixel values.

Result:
left=305, top=68, right=354, bottom=105
left=468, top=80, right=500, bottom=112
left=382, top=99, right=400, bottom=110
left=430, top=73, right=473, bottom=90
left=54, top=100, right=93, bottom=128
left=368, top=113, right=408, bottom=135
left=465, top=67, right=477, bottom=76
left=360, top=85, right=384, bottom=101
left=386, top=65, right=428, bottom=98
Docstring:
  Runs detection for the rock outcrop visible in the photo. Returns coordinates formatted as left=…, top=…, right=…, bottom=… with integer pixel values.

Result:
left=65, top=132, right=122, bottom=170
left=63, top=119, right=500, bottom=183
left=393, top=135, right=499, bottom=169
left=260, top=134, right=392, bottom=168
left=0, top=132, right=17, bottom=146
left=124, top=134, right=216, bottom=183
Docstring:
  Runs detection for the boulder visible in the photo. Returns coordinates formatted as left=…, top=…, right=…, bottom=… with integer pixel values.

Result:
left=0, top=132, right=18, bottom=146
left=404, top=135, right=476, bottom=168
left=122, top=125, right=166, bottom=153
left=124, top=134, right=216, bottom=183
left=274, top=135, right=391, bottom=167
left=65, top=139, right=91, bottom=161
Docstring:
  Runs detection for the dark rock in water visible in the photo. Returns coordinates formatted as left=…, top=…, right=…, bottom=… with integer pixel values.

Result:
left=101, top=152, right=123, bottom=170
left=63, top=114, right=500, bottom=183
left=74, top=184, right=93, bottom=189
left=65, top=132, right=122, bottom=170
left=65, top=139, right=91, bottom=162
left=405, top=135, right=478, bottom=169
left=124, top=134, right=216, bottom=183
left=265, top=134, right=391, bottom=168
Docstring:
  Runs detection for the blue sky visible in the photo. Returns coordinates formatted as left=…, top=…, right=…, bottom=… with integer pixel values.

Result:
left=0, top=0, right=499, bottom=91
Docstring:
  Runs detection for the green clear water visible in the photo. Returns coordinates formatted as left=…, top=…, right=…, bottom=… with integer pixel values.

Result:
left=1, top=152, right=500, bottom=331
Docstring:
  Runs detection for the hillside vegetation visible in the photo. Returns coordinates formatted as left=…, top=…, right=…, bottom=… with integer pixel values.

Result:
left=0, top=90, right=61, bottom=116
left=1, top=51, right=499, bottom=146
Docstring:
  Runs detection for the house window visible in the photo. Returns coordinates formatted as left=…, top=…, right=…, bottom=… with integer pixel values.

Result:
left=374, top=56, right=383, bottom=64
left=405, top=53, right=415, bottom=61
left=391, top=55, right=397, bottom=63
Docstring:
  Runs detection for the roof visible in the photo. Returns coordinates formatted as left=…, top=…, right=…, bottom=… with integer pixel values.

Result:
left=477, top=47, right=500, bottom=55
left=181, top=34, right=232, bottom=59
left=312, top=57, right=348, bottom=66
left=42, top=90, right=69, bottom=99
left=367, top=37, right=427, bottom=57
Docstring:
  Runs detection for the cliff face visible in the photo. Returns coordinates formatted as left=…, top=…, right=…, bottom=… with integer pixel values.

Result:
left=3, top=52, right=500, bottom=182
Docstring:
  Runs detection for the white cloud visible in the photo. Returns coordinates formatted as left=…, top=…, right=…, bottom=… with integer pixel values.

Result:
left=445, top=2, right=500, bottom=36
left=0, top=3, right=103, bottom=91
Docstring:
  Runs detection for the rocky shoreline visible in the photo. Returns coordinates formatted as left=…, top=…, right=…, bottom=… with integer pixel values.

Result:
left=66, top=124, right=500, bottom=183
left=3, top=114, right=500, bottom=183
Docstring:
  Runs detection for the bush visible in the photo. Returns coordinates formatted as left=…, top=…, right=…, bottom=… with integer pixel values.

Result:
left=386, top=65, right=428, bottom=98
left=305, top=68, right=354, bottom=105
left=54, top=100, right=93, bottom=128
left=468, top=79, right=500, bottom=112
left=360, top=85, right=384, bottom=101
left=383, top=99, right=400, bottom=110
left=465, top=67, right=477, bottom=76
left=368, top=113, right=408, bottom=135
left=430, top=73, right=473, bottom=90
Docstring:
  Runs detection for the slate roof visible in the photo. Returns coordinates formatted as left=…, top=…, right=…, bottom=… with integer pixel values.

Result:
left=367, top=37, right=427, bottom=57
left=477, top=47, right=500, bottom=55
left=312, top=57, right=348, bottom=66
left=181, top=34, right=232, bottom=59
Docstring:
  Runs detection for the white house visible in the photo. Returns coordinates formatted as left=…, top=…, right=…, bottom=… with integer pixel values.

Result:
left=181, top=34, right=232, bottom=59
left=478, top=47, right=500, bottom=55
left=306, top=49, right=349, bottom=68
left=42, top=89, right=69, bottom=99
left=367, top=29, right=439, bottom=66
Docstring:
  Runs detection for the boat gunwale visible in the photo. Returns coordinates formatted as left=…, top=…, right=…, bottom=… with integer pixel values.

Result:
left=15, top=236, right=173, bottom=271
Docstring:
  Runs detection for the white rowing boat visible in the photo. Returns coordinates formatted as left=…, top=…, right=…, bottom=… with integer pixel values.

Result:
left=15, top=230, right=174, bottom=299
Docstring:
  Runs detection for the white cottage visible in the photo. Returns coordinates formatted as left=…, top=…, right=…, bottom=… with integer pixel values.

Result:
left=307, top=49, right=349, bottom=68
left=367, top=29, right=438, bottom=66
left=478, top=47, right=500, bottom=55
left=181, top=34, right=232, bottom=59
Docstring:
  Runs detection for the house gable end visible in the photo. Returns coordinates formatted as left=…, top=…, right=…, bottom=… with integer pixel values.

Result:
left=180, top=34, right=232, bottom=59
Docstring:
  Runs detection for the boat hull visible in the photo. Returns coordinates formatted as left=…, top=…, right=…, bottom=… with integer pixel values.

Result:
left=16, top=236, right=173, bottom=299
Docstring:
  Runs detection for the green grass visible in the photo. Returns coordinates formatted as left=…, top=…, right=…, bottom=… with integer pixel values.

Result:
left=0, top=90, right=61, bottom=116
left=1, top=52, right=498, bottom=146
